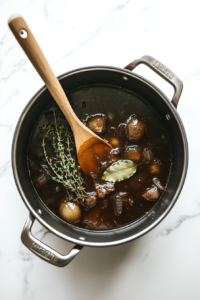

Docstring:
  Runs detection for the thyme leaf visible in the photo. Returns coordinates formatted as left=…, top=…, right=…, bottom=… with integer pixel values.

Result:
left=41, top=111, right=87, bottom=203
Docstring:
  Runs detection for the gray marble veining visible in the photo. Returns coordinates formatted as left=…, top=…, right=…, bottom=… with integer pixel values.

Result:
left=159, top=212, right=200, bottom=236
left=0, top=161, right=10, bottom=176
left=0, top=0, right=200, bottom=299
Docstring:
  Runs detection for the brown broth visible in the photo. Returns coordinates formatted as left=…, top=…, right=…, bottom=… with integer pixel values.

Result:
left=28, top=85, right=172, bottom=230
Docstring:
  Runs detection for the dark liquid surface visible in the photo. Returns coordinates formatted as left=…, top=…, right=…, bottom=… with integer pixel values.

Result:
left=28, top=85, right=172, bottom=230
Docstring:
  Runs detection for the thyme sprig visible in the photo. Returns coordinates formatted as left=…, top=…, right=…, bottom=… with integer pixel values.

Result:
left=41, top=111, right=87, bottom=203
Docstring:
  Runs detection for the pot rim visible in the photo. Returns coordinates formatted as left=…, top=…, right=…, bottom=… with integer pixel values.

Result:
left=12, top=65, right=188, bottom=247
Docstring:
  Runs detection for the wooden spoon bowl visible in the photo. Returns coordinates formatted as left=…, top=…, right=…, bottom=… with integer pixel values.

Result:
left=8, top=14, right=112, bottom=175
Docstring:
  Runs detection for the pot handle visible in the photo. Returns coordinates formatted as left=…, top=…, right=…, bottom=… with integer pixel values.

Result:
left=21, top=214, right=83, bottom=267
left=125, top=55, right=183, bottom=108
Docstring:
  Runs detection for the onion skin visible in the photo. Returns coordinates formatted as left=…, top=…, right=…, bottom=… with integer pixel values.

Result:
left=59, top=202, right=81, bottom=224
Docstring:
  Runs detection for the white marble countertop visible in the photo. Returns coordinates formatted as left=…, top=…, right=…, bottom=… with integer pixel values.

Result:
left=1, top=0, right=200, bottom=299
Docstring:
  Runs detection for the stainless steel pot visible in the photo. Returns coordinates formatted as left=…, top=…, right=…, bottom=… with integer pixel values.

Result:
left=12, top=55, right=188, bottom=267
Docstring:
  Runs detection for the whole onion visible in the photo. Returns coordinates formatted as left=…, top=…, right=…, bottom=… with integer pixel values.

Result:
left=59, top=201, right=81, bottom=224
left=142, top=185, right=160, bottom=201
left=126, top=115, right=146, bottom=142
left=152, top=177, right=165, bottom=191
left=86, top=114, right=105, bottom=133
left=125, top=145, right=142, bottom=163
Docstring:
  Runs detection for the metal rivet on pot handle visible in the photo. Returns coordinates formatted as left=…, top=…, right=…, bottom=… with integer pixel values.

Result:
left=21, top=214, right=83, bottom=267
left=124, top=55, right=183, bottom=108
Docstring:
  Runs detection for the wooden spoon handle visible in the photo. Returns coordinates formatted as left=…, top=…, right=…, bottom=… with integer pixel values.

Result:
left=8, top=14, right=77, bottom=128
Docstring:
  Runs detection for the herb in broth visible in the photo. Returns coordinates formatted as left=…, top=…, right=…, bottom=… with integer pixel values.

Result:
left=28, top=86, right=172, bottom=230
left=41, top=111, right=87, bottom=204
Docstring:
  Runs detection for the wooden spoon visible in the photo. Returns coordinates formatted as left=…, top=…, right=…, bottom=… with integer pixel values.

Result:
left=8, top=14, right=112, bottom=175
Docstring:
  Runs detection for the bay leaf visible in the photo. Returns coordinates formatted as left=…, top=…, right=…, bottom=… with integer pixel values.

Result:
left=101, top=160, right=137, bottom=182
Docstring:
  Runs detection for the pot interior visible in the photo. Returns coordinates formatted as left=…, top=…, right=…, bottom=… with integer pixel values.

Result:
left=13, top=67, right=188, bottom=247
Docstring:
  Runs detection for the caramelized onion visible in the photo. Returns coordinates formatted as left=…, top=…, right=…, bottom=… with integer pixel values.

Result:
left=142, top=185, right=160, bottom=201
left=125, top=145, right=142, bottom=163
left=152, top=177, right=165, bottom=191
left=126, top=115, right=146, bottom=142
left=86, top=114, right=105, bottom=133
